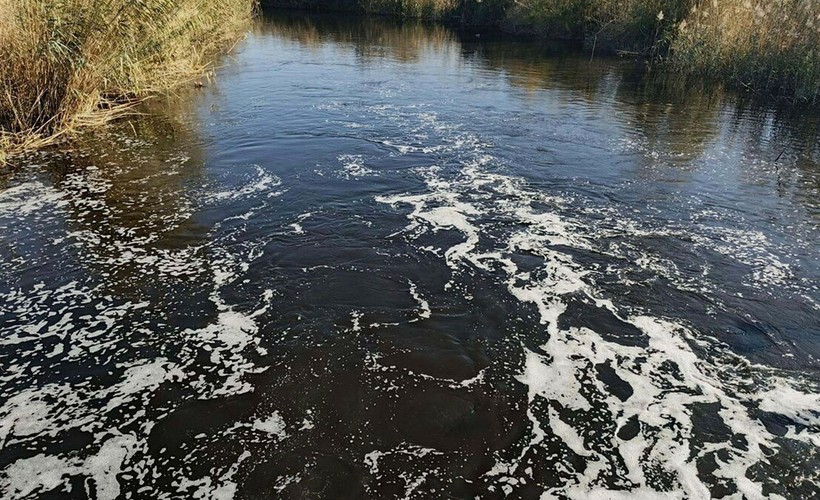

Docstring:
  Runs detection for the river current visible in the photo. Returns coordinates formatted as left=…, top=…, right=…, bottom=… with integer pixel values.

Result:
left=1, top=10, right=819, bottom=500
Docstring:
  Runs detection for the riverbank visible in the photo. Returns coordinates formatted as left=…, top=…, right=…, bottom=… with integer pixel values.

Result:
left=0, top=0, right=258, bottom=161
left=2, top=1, right=816, bottom=160
left=2, top=12, right=818, bottom=497
left=265, top=0, right=820, bottom=105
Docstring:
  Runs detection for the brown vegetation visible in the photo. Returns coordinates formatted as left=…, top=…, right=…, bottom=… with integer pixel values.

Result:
left=0, top=0, right=257, bottom=159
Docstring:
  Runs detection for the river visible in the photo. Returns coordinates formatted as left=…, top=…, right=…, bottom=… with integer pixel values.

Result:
left=1, top=10, right=819, bottom=499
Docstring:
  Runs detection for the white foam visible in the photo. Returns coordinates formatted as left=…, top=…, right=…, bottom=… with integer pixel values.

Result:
left=1, top=434, right=139, bottom=500
left=377, top=137, right=820, bottom=497
left=252, top=411, right=287, bottom=439
left=758, top=384, right=820, bottom=427
left=408, top=280, right=431, bottom=320
left=0, top=149, right=283, bottom=498
left=338, top=154, right=377, bottom=178
left=206, top=165, right=281, bottom=202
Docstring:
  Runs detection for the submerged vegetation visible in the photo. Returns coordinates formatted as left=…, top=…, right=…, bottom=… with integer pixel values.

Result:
left=0, top=0, right=257, bottom=158
left=268, top=0, right=820, bottom=103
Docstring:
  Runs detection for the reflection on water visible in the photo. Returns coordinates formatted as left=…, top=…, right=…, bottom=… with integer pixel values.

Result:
left=1, top=9, right=819, bottom=499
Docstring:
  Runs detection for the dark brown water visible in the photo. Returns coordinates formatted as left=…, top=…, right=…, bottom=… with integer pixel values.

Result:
left=1, top=10, right=819, bottom=499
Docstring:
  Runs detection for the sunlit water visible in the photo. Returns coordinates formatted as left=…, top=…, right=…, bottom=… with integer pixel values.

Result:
left=1, top=10, right=819, bottom=499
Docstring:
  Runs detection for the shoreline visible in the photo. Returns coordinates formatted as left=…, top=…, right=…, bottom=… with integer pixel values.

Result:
left=262, top=1, right=820, bottom=105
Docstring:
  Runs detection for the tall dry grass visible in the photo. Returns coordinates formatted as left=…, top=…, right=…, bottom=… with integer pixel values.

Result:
left=671, top=0, right=820, bottom=103
left=500, top=0, right=819, bottom=101
left=0, top=0, right=257, bottom=158
left=504, top=0, right=691, bottom=48
left=361, top=0, right=458, bottom=19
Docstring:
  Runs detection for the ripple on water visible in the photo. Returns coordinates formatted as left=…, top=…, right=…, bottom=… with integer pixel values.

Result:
left=1, top=15, right=819, bottom=499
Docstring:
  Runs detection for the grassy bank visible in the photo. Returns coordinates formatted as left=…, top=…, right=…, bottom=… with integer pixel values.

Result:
left=266, top=0, right=820, bottom=103
left=0, top=0, right=258, bottom=159
left=671, top=1, right=820, bottom=103
left=1, top=0, right=815, bottom=159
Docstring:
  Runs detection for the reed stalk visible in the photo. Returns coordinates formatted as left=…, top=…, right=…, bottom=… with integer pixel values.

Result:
left=0, top=0, right=258, bottom=160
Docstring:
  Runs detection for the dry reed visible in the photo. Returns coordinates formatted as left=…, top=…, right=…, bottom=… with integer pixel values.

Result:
left=0, top=0, right=257, bottom=159
left=671, top=0, right=820, bottom=102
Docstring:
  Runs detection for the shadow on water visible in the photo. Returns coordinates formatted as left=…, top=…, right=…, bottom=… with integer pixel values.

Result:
left=1, top=97, right=212, bottom=304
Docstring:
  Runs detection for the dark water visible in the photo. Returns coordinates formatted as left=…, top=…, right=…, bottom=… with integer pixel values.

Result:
left=1, top=10, right=819, bottom=499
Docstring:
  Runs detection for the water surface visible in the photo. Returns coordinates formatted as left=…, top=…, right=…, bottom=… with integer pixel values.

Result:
left=1, top=11, right=819, bottom=499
